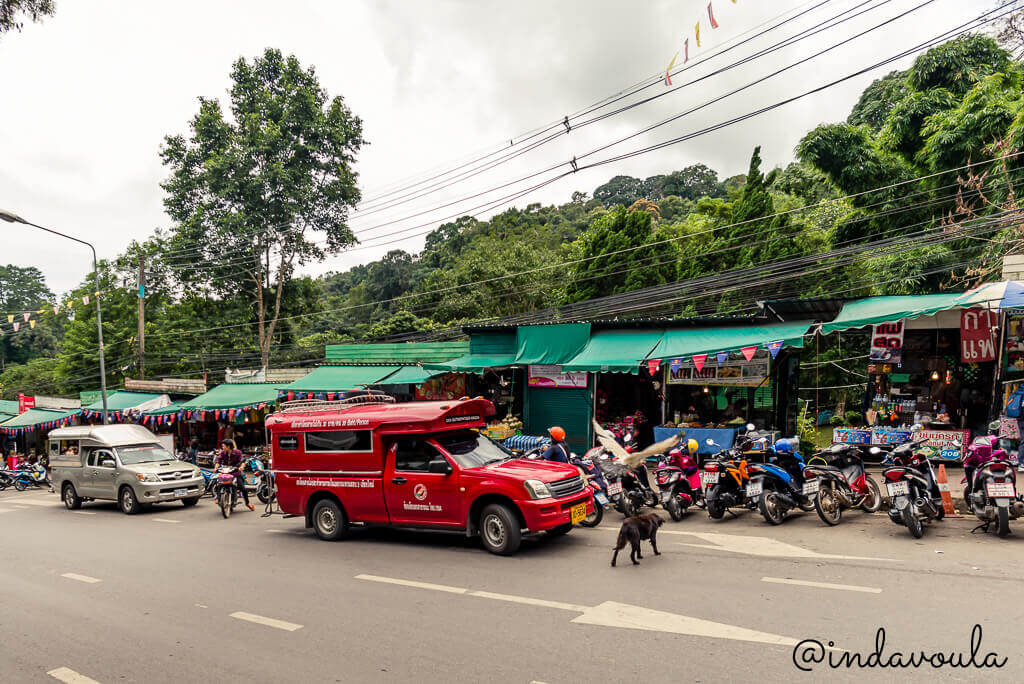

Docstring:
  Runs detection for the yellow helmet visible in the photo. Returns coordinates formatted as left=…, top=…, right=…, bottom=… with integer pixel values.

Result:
left=687, top=438, right=699, bottom=455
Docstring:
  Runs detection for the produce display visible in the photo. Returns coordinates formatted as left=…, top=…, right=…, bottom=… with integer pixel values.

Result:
left=483, top=415, right=522, bottom=440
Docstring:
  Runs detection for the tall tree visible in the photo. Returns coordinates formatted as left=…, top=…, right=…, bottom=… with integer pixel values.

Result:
left=0, top=264, right=57, bottom=368
left=161, top=48, right=365, bottom=369
left=0, top=0, right=53, bottom=35
left=659, top=164, right=724, bottom=200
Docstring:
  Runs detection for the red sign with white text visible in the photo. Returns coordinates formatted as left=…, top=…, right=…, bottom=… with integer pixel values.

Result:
left=18, top=393, right=35, bottom=414
left=960, top=308, right=998, bottom=363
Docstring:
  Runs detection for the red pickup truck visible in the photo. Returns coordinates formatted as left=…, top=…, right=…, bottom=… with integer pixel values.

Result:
left=266, top=395, right=592, bottom=555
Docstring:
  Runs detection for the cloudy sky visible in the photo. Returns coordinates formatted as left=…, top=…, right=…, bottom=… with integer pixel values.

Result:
left=0, top=0, right=1000, bottom=295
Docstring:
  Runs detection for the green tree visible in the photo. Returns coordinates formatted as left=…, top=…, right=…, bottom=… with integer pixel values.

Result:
left=0, top=0, right=54, bottom=35
left=593, top=175, right=644, bottom=207
left=659, top=163, right=724, bottom=200
left=846, top=70, right=909, bottom=130
left=0, top=264, right=58, bottom=368
left=160, top=47, right=365, bottom=370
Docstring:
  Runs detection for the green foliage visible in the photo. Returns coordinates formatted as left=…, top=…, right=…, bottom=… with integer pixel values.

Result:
left=907, top=34, right=1012, bottom=95
left=0, top=0, right=54, bottom=34
left=659, top=164, right=725, bottom=200
left=844, top=411, right=864, bottom=426
left=847, top=70, right=910, bottom=129
left=0, top=357, right=58, bottom=398
left=365, top=310, right=439, bottom=340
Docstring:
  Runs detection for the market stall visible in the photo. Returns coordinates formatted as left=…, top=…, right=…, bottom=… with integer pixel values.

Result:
left=427, top=329, right=521, bottom=422
left=78, top=391, right=171, bottom=424
left=0, top=407, right=80, bottom=465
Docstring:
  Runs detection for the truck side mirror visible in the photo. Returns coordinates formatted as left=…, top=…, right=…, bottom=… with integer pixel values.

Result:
left=101, top=458, right=116, bottom=468
left=428, top=458, right=453, bottom=475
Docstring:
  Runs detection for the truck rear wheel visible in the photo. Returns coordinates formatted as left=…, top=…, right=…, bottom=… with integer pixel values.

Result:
left=479, top=503, right=521, bottom=555
left=312, top=499, right=348, bottom=541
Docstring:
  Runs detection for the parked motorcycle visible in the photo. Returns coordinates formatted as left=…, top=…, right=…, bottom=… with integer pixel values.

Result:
left=746, top=438, right=814, bottom=525
left=655, top=440, right=703, bottom=521
left=214, top=466, right=242, bottom=518
left=10, top=463, right=51, bottom=492
left=571, top=451, right=608, bottom=527
left=962, top=434, right=1022, bottom=537
left=803, top=442, right=882, bottom=525
left=883, top=433, right=946, bottom=538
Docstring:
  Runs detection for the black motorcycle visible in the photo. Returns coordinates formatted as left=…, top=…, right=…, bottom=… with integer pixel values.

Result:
left=803, top=443, right=882, bottom=526
left=883, top=440, right=944, bottom=538
left=702, top=427, right=764, bottom=519
left=746, top=441, right=815, bottom=525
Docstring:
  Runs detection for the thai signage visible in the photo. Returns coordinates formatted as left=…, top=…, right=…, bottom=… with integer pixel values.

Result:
left=527, top=365, right=588, bottom=388
left=666, top=350, right=769, bottom=386
left=17, top=393, right=35, bottom=414
left=869, top=321, right=904, bottom=364
left=960, top=308, right=998, bottom=363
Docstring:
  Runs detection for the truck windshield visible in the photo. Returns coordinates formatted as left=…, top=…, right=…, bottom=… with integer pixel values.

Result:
left=434, top=431, right=514, bottom=468
left=116, top=445, right=174, bottom=465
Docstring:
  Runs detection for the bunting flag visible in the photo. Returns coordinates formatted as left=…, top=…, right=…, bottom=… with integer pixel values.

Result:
left=684, top=38, right=689, bottom=63
left=670, top=358, right=682, bottom=373
left=83, top=295, right=90, bottom=305
left=766, top=340, right=783, bottom=359
left=692, top=354, right=707, bottom=372
left=29, top=320, right=36, bottom=329
left=53, top=305, right=60, bottom=315
left=695, top=21, right=701, bottom=47
left=716, top=350, right=729, bottom=365
left=23, top=313, right=30, bottom=322
left=664, top=52, right=677, bottom=86
left=327, top=392, right=335, bottom=401
left=647, top=359, right=661, bottom=376
left=708, top=2, right=719, bottom=28
left=13, top=322, right=19, bottom=332
left=740, top=346, right=757, bottom=362
left=6, top=315, right=12, bottom=323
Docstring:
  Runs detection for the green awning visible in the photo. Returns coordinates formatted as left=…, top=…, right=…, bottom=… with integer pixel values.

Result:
left=0, top=399, right=18, bottom=423
left=178, top=383, right=282, bottom=410
left=646, top=321, right=813, bottom=360
left=144, top=401, right=187, bottom=417
left=325, top=341, right=469, bottom=364
left=376, top=366, right=444, bottom=385
left=425, top=331, right=518, bottom=373
left=1, top=408, right=80, bottom=431
left=562, top=329, right=665, bottom=374
left=84, top=391, right=167, bottom=411
left=512, top=323, right=591, bottom=365
left=280, top=366, right=401, bottom=393
left=819, top=294, right=965, bottom=334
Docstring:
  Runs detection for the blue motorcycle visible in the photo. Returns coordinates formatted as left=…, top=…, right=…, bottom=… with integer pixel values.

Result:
left=745, top=439, right=815, bottom=525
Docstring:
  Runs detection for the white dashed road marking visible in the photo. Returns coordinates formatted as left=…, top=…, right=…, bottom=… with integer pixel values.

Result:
left=760, top=577, right=882, bottom=593
left=356, top=574, right=798, bottom=646
left=229, top=611, right=303, bottom=632
left=71, top=511, right=96, bottom=515
left=0, top=508, right=13, bottom=513
left=151, top=518, right=181, bottom=524
left=48, top=667, right=102, bottom=684
left=61, top=573, right=102, bottom=584
left=15, top=498, right=57, bottom=506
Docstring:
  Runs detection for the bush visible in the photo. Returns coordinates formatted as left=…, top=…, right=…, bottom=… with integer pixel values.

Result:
left=844, top=411, right=863, bottom=426
left=829, top=415, right=845, bottom=426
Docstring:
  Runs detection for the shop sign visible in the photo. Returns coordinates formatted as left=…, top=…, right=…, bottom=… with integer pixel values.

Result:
left=960, top=308, right=998, bottom=363
left=527, top=365, right=587, bottom=388
left=871, top=427, right=913, bottom=445
left=18, top=393, right=35, bottom=414
left=833, top=428, right=871, bottom=444
left=869, top=321, right=904, bottom=364
left=917, top=428, right=969, bottom=461
left=414, top=374, right=467, bottom=400
left=999, top=416, right=1020, bottom=440
left=667, top=350, right=769, bottom=386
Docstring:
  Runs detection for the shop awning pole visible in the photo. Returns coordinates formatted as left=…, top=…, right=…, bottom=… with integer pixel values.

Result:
left=990, top=306, right=1007, bottom=424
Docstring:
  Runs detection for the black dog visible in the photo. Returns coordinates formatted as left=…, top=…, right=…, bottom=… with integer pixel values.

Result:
left=611, top=513, right=664, bottom=566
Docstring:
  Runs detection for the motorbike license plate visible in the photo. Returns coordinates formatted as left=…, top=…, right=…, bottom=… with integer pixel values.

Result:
left=746, top=482, right=762, bottom=498
left=986, top=482, right=1016, bottom=498
left=570, top=503, right=587, bottom=525
left=606, top=481, right=622, bottom=497
left=174, top=488, right=188, bottom=497
left=885, top=481, right=909, bottom=498
left=802, top=480, right=820, bottom=495
left=594, top=492, right=609, bottom=506
left=701, top=471, right=719, bottom=487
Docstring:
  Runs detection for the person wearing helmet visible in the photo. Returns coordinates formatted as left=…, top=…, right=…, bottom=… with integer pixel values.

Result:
left=541, top=426, right=570, bottom=463
left=215, top=439, right=255, bottom=511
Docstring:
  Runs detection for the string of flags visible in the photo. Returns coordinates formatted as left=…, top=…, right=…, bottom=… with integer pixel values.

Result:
left=0, top=292, right=100, bottom=337
left=280, top=391, right=344, bottom=401
left=664, top=1, right=737, bottom=86
left=652, top=337, right=786, bottom=377
left=1, top=402, right=274, bottom=435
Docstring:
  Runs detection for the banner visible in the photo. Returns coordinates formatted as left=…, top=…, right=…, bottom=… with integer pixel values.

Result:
left=960, top=308, right=998, bottom=363
left=18, top=393, right=35, bottom=414
left=869, top=320, right=904, bottom=363
left=668, top=350, right=769, bottom=386
left=527, top=365, right=587, bottom=388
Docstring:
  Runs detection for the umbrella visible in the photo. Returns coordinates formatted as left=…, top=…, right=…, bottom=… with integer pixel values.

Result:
left=953, top=281, right=1024, bottom=310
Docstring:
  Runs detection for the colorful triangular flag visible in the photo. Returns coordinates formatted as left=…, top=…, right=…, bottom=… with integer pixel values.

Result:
left=29, top=320, right=36, bottom=329
left=670, top=358, right=682, bottom=373
left=13, top=322, right=19, bottom=332
left=693, top=354, right=707, bottom=372
left=695, top=21, right=701, bottom=47
left=647, top=359, right=661, bottom=376
left=6, top=315, right=12, bottom=323
left=684, top=38, right=689, bottom=63
left=23, top=313, right=31, bottom=322
left=716, top=351, right=729, bottom=365
left=664, top=52, right=677, bottom=86
left=766, top=340, right=783, bottom=359
left=740, top=346, right=757, bottom=362
left=708, top=2, right=719, bottom=28
left=83, top=295, right=90, bottom=305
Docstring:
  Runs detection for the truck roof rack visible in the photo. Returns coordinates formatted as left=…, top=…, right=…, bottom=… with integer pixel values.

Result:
left=278, top=391, right=396, bottom=414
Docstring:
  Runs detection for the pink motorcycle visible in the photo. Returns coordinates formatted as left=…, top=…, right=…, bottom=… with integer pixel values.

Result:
left=962, top=434, right=1022, bottom=537
left=655, top=447, right=703, bottom=521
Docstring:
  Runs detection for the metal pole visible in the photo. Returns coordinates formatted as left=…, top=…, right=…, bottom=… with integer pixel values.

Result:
left=0, top=210, right=108, bottom=423
left=138, top=254, right=146, bottom=380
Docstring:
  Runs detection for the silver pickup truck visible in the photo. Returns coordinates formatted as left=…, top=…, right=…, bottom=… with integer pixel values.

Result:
left=49, top=425, right=204, bottom=514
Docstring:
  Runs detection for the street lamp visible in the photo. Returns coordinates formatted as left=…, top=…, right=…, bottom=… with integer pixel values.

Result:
left=0, top=208, right=109, bottom=423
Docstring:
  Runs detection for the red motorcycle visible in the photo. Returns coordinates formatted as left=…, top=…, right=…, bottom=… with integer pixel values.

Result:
left=655, top=443, right=703, bottom=521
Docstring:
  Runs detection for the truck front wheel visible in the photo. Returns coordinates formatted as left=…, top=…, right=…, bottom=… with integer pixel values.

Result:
left=312, top=499, right=348, bottom=541
left=479, top=503, right=521, bottom=555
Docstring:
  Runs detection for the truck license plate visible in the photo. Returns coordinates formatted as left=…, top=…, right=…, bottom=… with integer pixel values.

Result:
left=746, top=482, right=762, bottom=498
left=606, top=481, right=622, bottom=496
left=886, top=481, right=909, bottom=498
left=570, top=503, right=587, bottom=525
left=701, top=471, right=719, bottom=487
left=802, top=480, right=820, bottom=495
left=174, top=488, right=188, bottom=497
left=986, top=482, right=1016, bottom=498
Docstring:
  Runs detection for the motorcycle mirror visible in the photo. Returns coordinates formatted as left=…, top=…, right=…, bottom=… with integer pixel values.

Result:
left=746, top=423, right=756, bottom=432
left=911, top=423, right=923, bottom=432
left=952, top=440, right=963, bottom=448
left=705, top=438, right=715, bottom=446
left=869, top=447, right=881, bottom=455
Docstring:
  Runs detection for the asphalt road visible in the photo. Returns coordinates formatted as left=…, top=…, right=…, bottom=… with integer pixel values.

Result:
left=1, top=488, right=1023, bottom=683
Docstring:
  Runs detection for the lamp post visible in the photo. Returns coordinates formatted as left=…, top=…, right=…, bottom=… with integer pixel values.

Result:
left=0, top=208, right=109, bottom=423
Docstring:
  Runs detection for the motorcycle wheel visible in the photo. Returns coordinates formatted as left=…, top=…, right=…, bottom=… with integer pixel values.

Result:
left=620, top=497, right=636, bottom=518
left=798, top=497, right=816, bottom=512
left=903, top=505, right=924, bottom=539
left=580, top=501, right=603, bottom=528
left=645, top=491, right=659, bottom=508
left=14, top=479, right=26, bottom=491
left=997, top=506, right=1010, bottom=538
left=859, top=477, right=882, bottom=513
left=706, top=490, right=725, bottom=520
left=219, top=489, right=231, bottom=519
left=815, top=486, right=842, bottom=526
left=935, top=500, right=945, bottom=520
left=257, top=482, right=271, bottom=505
left=667, top=496, right=684, bottom=522
left=759, top=491, right=785, bottom=525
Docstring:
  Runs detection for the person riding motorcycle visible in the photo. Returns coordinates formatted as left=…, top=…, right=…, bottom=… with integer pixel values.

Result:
left=215, top=439, right=255, bottom=511
left=541, top=426, right=570, bottom=464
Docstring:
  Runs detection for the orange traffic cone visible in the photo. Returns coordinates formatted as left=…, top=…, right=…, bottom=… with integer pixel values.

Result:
left=936, top=464, right=962, bottom=517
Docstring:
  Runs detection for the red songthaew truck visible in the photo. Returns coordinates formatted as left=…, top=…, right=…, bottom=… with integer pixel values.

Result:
left=267, top=395, right=592, bottom=555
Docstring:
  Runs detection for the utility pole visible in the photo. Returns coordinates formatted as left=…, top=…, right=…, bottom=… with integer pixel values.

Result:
left=138, top=254, right=146, bottom=379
